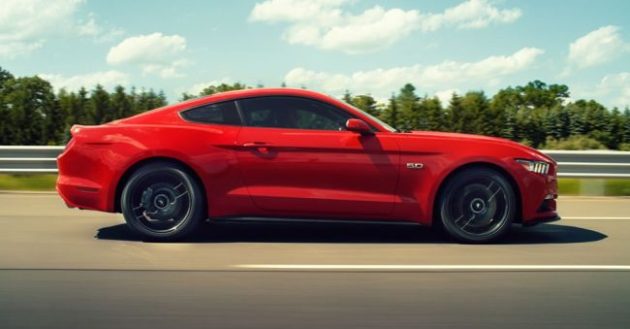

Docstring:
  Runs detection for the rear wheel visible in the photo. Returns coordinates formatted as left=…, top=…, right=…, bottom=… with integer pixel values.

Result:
left=121, top=162, right=205, bottom=241
left=438, top=167, right=516, bottom=243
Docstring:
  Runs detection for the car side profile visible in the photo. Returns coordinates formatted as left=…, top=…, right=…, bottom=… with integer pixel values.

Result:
left=57, top=88, right=559, bottom=243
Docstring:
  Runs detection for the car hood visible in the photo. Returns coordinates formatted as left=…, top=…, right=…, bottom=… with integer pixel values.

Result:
left=403, top=130, right=555, bottom=164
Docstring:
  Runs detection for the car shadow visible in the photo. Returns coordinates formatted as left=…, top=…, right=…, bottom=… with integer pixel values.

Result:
left=95, top=220, right=607, bottom=244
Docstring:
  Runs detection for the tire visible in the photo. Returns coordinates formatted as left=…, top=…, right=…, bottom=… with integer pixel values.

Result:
left=121, top=162, right=205, bottom=241
left=438, top=167, right=516, bottom=243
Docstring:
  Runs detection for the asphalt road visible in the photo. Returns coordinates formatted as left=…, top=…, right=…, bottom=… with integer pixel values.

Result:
left=1, top=193, right=629, bottom=328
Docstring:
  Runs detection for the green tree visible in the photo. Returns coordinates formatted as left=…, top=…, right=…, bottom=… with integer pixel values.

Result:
left=77, top=87, right=92, bottom=124
left=58, top=89, right=79, bottom=142
left=111, top=85, right=133, bottom=119
left=567, top=99, right=609, bottom=142
left=517, top=80, right=569, bottom=109
left=445, top=93, right=466, bottom=133
left=460, top=91, right=490, bottom=134
left=2, top=76, right=56, bottom=144
left=45, top=95, right=64, bottom=144
left=604, top=108, right=624, bottom=149
left=342, top=90, right=353, bottom=105
left=90, top=84, right=111, bottom=124
left=133, top=89, right=167, bottom=113
left=491, top=87, right=521, bottom=110
left=0, top=67, right=16, bottom=144
left=501, top=107, right=518, bottom=140
left=202, top=83, right=247, bottom=96
left=420, top=96, right=444, bottom=131
left=479, top=93, right=503, bottom=136
left=351, top=95, right=379, bottom=117
left=623, top=109, right=630, bottom=144
left=180, top=82, right=248, bottom=101
left=0, top=66, right=13, bottom=85
left=516, top=107, right=547, bottom=147
left=396, top=83, right=420, bottom=131
left=3, top=67, right=630, bottom=149
left=180, top=92, right=196, bottom=101
left=382, top=94, right=399, bottom=130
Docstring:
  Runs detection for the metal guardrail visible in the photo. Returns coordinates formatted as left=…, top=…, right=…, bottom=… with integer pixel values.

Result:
left=0, top=146, right=629, bottom=178
left=0, top=146, right=63, bottom=173
left=542, top=150, right=630, bottom=178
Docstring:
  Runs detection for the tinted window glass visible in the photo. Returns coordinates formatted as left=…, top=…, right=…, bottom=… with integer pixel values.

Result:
left=238, top=97, right=351, bottom=131
left=181, top=101, right=241, bottom=125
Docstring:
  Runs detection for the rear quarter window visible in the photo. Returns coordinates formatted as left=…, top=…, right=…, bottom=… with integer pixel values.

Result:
left=181, top=101, right=241, bottom=125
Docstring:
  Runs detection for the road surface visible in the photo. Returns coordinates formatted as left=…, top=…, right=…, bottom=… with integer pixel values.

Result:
left=1, top=192, right=629, bottom=328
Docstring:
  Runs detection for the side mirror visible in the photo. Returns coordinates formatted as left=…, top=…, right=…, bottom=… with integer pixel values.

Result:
left=346, top=118, right=373, bottom=135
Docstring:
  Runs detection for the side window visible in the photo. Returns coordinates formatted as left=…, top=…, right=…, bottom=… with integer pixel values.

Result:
left=238, top=97, right=351, bottom=131
left=181, top=101, right=241, bottom=125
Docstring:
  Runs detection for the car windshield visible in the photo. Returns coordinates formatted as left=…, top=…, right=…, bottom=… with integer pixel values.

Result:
left=346, top=104, right=398, bottom=133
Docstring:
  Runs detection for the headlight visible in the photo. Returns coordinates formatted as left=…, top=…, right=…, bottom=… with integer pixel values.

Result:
left=516, top=159, right=550, bottom=175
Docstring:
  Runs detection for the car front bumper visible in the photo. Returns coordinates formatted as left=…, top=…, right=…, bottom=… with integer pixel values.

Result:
left=522, top=214, right=561, bottom=226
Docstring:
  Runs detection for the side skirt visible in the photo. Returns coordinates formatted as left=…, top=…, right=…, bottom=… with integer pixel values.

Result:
left=210, top=216, right=423, bottom=227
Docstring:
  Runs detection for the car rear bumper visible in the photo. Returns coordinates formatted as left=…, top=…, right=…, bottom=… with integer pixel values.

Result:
left=56, top=140, right=115, bottom=212
left=56, top=174, right=106, bottom=211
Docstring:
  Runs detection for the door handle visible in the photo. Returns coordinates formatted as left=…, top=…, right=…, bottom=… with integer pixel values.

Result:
left=241, top=142, right=276, bottom=153
left=242, top=142, right=268, bottom=148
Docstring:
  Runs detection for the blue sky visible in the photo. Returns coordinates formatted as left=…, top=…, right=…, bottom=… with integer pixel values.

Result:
left=1, top=0, right=629, bottom=108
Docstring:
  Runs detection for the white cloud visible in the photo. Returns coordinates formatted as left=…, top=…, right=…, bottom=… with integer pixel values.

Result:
left=435, top=89, right=462, bottom=105
left=38, top=70, right=130, bottom=91
left=250, top=0, right=349, bottom=23
left=0, top=0, right=122, bottom=58
left=0, top=41, right=43, bottom=59
left=317, top=7, right=421, bottom=54
left=568, top=26, right=629, bottom=70
left=76, top=13, right=100, bottom=37
left=106, top=33, right=189, bottom=78
left=284, top=47, right=544, bottom=98
left=0, top=0, right=82, bottom=57
left=601, top=73, right=630, bottom=109
left=75, top=13, right=124, bottom=43
left=250, top=0, right=521, bottom=54
left=586, top=73, right=630, bottom=109
left=420, top=0, right=521, bottom=31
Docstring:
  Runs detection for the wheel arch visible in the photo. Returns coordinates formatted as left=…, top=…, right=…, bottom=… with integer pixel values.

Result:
left=113, top=156, right=207, bottom=213
left=431, top=161, right=523, bottom=225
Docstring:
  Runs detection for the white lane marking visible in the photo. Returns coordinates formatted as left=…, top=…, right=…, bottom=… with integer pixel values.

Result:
left=236, top=265, right=630, bottom=271
left=563, top=216, right=630, bottom=220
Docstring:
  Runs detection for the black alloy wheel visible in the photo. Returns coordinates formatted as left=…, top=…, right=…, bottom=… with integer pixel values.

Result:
left=121, top=162, right=204, bottom=241
left=438, top=167, right=516, bottom=243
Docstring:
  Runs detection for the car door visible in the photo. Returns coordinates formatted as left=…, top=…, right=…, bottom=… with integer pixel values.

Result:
left=179, top=100, right=249, bottom=217
left=234, top=96, right=400, bottom=218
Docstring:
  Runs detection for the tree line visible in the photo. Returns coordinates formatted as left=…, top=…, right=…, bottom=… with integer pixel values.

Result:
left=1, top=66, right=629, bottom=149
left=0, top=67, right=167, bottom=145
left=344, top=82, right=630, bottom=150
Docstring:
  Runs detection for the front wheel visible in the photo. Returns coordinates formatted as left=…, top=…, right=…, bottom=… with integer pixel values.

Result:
left=121, top=162, right=205, bottom=241
left=438, top=167, right=516, bottom=243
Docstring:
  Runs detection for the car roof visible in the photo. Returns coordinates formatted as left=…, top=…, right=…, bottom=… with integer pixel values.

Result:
left=118, top=88, right=388, bottom=132
left=182, top=88, right=336, bottom=106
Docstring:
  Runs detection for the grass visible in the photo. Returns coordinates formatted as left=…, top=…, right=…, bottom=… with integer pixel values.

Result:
left=1, top=174, right=629, bottom=196
left=558, top=179, right=581, bottom=195
left=0, top=174, right=58, bottom=191
left=605, top=179, right=630, bottom=196
left=557, top=178, right=630, bottom=196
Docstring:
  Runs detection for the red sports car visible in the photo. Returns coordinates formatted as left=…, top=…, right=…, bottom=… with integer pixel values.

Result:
left=57, top=88, right=559, bottom=243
